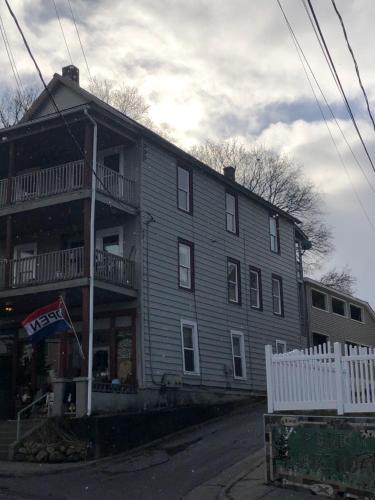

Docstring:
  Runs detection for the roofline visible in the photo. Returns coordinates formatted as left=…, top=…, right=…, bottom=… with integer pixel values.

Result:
left=2, top=73, right=301, bottom=225
left=304, top=277, right=375, bottom=318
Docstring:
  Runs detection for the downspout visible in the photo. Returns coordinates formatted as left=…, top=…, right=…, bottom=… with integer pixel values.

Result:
left=84, top=110, right=97, bottom=416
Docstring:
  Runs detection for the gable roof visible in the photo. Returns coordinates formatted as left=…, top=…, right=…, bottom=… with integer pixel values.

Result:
left=15, top=72, right=306, bottom=229
left=304, top=277, right=375, bottom=320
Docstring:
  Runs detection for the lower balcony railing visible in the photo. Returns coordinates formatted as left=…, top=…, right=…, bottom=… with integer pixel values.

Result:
left=0, top=248, right=135, bottom=291
left=0, top=160, right=137, bottom=209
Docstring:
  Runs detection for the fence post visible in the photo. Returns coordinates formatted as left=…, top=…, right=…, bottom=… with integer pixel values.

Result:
left=265, top=345, right=274, bottom=413
left=334, top=342, right=344, bottom=415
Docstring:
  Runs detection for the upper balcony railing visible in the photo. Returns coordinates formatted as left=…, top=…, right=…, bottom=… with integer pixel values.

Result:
left=0, top=160, right=137, bottom=209
left=0, top=247, right=135, bottom=291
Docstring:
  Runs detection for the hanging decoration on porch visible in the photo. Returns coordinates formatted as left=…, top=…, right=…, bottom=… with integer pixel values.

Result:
left=21, top=299, right=72, bottom=344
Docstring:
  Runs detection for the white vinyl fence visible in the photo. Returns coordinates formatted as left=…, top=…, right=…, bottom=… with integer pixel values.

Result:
left=265, top=342, right=375, bottom=415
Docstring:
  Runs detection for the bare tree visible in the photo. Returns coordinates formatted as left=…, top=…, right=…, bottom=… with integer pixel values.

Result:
left=0, top=86, right=39, bottom=128
left=319, top=266, right=357, bottom=295
left=190, top=138, right=333, bottom=270
left=88, top=76, right=174, bottom=141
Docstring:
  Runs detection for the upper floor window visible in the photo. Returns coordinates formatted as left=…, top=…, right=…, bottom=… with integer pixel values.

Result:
left=181, top=320, right=200, bottom=375
left=227, top=258, right=241, bottom=304
left=225, top=191, right=238, bottom=234
left=332, top=297, right=346, bottom=316
left=269, top=215, right=280, bottom=253
left=230, top=331, right=246, bottom=379
left=178, top=239, right=194, bottom=291
left=350, top=304, right=363, bottom=322
left=177, top=166, right=192, bottom=214
left=311, top=289, right=327, bottom=310
left=272, top=275, right=284, bottom=316
left=249, top=267, right=262, bottom=310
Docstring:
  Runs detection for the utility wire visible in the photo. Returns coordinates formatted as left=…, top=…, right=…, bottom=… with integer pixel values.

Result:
left=0, top=14, right=23, bottom=95
left=305, top=0, right=375, bottom=174
left=66, top=0, right=93, bottom=82
left=330, top=0, right=375, bottom=134
left=51, top=0, right=73, bottom=65
left=276, top=0, right=375, bottom=234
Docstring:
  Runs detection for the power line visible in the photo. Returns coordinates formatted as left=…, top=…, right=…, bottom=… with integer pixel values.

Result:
left=305, top=0, right=375, bottom=174
left=0, top=14, right=23, bottom=95
left=276, top=0, right=375, bottom=234
left=330, top=0, right=375, bottom=134
left=66, top=0, right=93, bottom=82
left=51, top=0, right=73, bottom=65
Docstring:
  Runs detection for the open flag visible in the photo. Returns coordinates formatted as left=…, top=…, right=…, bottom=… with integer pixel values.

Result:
left=22, top=299, right=72, bottom=344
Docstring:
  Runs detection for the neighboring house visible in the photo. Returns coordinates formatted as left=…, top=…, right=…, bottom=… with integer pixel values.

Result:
left=305, top=278, right=375, bottom=349
left=0, top=65, right=309, bottom=418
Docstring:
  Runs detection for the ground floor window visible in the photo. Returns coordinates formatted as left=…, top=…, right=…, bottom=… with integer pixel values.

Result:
left=275, top=339, right=287, bottom=354
left=230, top=331, right=246, bottom=379
left=312, top=332, right=329, bottom=347
left=180, top=320, right=200, bottom=375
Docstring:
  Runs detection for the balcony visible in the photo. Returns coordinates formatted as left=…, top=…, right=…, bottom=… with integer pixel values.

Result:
left=0, top=160, right=137, bottom=212
left=0, top=247, right=135, bottom=292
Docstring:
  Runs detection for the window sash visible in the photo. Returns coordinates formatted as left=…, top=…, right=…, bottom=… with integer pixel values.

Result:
left=181, top=321, right=199, bottom=374
left=226, top=193, right=237, bottom=233
left=178, top=167, right=190, bottom=212
left=272, top=278, right=282, bottom=315
left=228, top=261, right=239, bottom=303
left=231, top=332, right=246, bottom=379
left=269, top=216, right=279, bottom=252
left=250, top=270, right=260, bottom=308
left=179, top=242, right=192, bottom=289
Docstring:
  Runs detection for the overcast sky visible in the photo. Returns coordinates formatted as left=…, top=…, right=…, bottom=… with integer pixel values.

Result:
left=1, top=0, right=374, bottom=306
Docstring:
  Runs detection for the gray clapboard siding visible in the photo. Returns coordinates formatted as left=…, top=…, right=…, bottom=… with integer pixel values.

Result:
left=141, top=141, right=302, bottom=391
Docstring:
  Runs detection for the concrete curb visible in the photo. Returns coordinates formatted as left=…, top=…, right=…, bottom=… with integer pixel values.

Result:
left=0, top=401, right=265, bottom=478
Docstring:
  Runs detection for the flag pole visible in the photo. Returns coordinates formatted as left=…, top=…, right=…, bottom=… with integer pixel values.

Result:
left=59, top=295, right=85, bottom=360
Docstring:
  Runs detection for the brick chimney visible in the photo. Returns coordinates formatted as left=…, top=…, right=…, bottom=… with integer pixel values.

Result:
left=223, top=166, right=235, bottom=182
left=62, top=65, right=79, bottom=85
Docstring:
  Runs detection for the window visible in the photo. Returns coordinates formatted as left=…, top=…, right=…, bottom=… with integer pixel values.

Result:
left=350, top=304, right=363, bottom=322
left=311, top=289, right=327, bottom=310
left=177, top=166, right=192, bottom=213
left=272, top=275, right=284, bottom=316
left=332, top=297, right=346, bottom=316
left=313, top=332, right=329, bottom=347
left=249, top=267, right=262, bottom=310
left=269, top=215, right=280, bottom=253
left=178, top=239, right=194, bottom=291
left=181, top=320, right=200, bottom=375
left=276, top=340, right=287, bottom=354
left=231, top=331, right=246, bottom=379
left=96, top=227, right=123, bottom=256
left=225, top=191, right=238, bottom=234
left=227, top=258, right=241, bottom=304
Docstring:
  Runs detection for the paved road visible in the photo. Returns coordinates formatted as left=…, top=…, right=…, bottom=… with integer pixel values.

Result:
left=0, top=402, right=265, bottom=500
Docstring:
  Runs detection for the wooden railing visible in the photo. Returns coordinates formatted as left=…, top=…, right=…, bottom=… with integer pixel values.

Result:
left=95, top=249, right=135, bottom=288
left=0, top=160, right=137, bottom=208
left=12, top=161, right=84, bottom=203
left=97, top=163, right=137, bottom=205
left=9, top=247, right=84, bottom=288
left=1, top=248, right=135, bottom=290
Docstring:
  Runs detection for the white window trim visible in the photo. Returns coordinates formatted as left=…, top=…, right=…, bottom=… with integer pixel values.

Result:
left=98, top=146, right=125, bottom=176
left=275, top=339, right=287, bottom=354
left=311, top=288, right=329, bottom=312
left=269, top=216, right=279, bottom=253
left=96, top=226, right=124, bottom=256
left=249, top=269, right=260, bottom=309
left=178, top=242, right=192, bottom=290
left=228, top=261, right=239, bottom=303
left=272, top=277, right=282, bottom=315
left=349, top=303, right=365, bottom=324
left=230, top=330, right=246, bottom=380
left=177, top=166, right=191, bottom=213
left=225, top=192, right=237, bottom=233
left=180, top=320, right=200, bottom=376
left=13, top=242, right=38, bottom=282
left=331, top=296, right=347, bottom=318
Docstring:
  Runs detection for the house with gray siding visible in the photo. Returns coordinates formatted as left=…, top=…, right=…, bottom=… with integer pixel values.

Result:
left=305, top=278, right=375, bottom=349
left=0, top=65, right=309, bottom=418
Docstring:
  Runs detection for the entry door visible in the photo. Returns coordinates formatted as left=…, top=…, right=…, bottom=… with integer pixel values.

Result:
left=13, top=243, right=37, bottom=286
left=0, top=356, right=12, bottom=419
